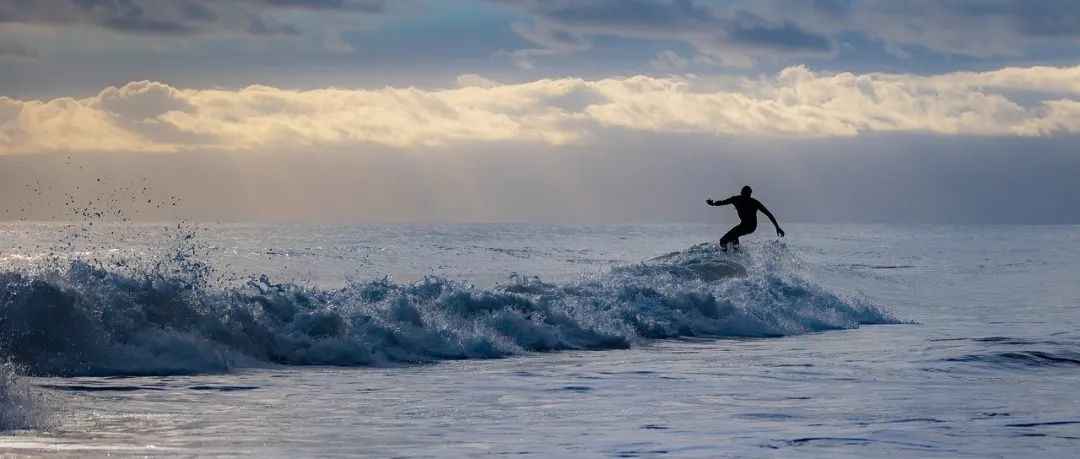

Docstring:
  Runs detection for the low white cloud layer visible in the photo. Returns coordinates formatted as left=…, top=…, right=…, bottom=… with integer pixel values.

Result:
left=2, top=64, right=1079, bottom=154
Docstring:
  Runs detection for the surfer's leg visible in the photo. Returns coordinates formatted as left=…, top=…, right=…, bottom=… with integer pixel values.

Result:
left=724, top=224, right=755, bottom=251
left=720, top=225, right=742, bottom=251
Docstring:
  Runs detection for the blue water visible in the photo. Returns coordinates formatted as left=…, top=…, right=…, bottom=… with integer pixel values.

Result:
left=1, top=223, right=1078, bottom=457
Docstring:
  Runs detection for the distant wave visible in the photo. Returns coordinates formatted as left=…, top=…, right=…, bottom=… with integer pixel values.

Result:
left=0, top=241, right=897, bottom=377
left=932, top=335, right=1080, bottom=370
left=946, top=350, right=1080, bottom=368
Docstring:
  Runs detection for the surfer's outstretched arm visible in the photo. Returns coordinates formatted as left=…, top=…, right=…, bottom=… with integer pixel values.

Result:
left=706, top=197, right=733, bottom=206
left=759, top=203, right=785, bottom=237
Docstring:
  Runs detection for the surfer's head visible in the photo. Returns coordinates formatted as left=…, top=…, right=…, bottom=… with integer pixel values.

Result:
left=741, top=185, right=752, bottom=197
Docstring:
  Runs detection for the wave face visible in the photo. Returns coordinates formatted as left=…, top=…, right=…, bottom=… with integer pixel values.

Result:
left=0, top=242, right=897, bottom=376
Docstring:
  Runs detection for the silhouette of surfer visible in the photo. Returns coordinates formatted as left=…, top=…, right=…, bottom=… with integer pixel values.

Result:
left=706, top=185, right=784, bottom=252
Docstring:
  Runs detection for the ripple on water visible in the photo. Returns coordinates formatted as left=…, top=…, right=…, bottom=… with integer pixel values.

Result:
left=187, top=385, right=260, bottom=392
left=775, top=437, right=939, bottom=450
left=36, top=384, right=165, bottom=392
left=945, top=351, right=1080, bottom=368
left=640, top=424, right=669, bottom=430
left=553, top=385, right=592, bottom=392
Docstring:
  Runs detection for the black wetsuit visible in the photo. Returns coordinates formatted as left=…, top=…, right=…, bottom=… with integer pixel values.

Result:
left=717, top=195, right=762, bottom=246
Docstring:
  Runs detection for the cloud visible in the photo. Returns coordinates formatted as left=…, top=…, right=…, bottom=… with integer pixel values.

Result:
left=260, top=0, right=385, bottom=12
left=2, top=64, right=1080, bottom=154
left=0, top=38, right=33, bottom=58
left=801, top=0, right=1080, bottom=58
left=493, top=0, right=1080, bottom=66
left=650, top=50, right=688, bottom=72
left=499, top=20, right=593, bottom=70
left=495, top=0, right=833, bottom=68
left=0, top=0, right=386, bottom=37
left=456, top=74, right=501, bottom=89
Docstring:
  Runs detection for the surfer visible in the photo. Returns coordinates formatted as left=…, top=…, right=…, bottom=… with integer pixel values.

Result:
left=706, top=185, right=784, bottom=251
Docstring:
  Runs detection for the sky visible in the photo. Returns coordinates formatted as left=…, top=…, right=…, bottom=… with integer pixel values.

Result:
left=1, top=0, right=1079, bottom=223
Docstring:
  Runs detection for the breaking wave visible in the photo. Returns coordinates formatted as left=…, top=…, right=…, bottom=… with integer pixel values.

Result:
left=0, top=241, right=897, bottom=377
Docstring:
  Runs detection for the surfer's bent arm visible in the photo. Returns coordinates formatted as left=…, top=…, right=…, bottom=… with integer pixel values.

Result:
left=759, top=203, right=786, bottom=237
left=706, top=197, right=733, bottom=206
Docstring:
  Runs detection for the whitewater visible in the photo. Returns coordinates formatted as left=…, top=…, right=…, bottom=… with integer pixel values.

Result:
left=1, top=222, right=1078, bottom=457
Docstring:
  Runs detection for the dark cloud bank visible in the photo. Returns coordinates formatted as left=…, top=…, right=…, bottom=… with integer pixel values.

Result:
left=0, top=0, right=386, bottom=36
left=496, top=0, right=1080, bottom=64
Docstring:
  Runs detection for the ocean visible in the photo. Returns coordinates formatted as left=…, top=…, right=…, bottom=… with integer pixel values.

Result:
left=1, top=222, right=1078, bottom=457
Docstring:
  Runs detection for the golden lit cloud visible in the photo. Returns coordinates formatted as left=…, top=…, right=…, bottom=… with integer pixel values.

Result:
left=1, top=64, right=1079, bottom=154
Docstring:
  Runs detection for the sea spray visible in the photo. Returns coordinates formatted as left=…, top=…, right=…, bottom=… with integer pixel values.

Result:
left=0, top=360, right=52, bottom=431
